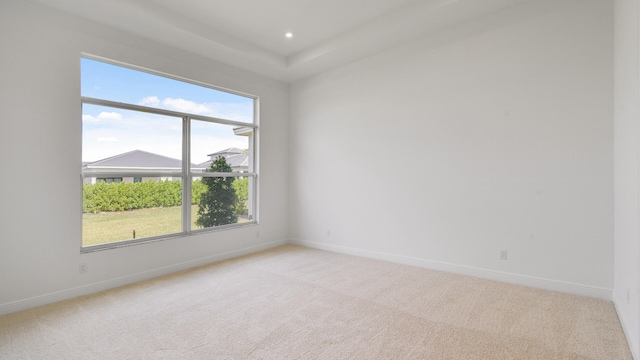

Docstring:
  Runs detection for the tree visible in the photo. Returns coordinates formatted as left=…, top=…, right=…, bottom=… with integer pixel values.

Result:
left=232, top=177, right=248, bottom=216
left=196, top=156, right=237, bottom=227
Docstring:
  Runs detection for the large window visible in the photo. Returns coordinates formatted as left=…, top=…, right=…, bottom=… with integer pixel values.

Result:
left=81, top=57, right=257, bottom=251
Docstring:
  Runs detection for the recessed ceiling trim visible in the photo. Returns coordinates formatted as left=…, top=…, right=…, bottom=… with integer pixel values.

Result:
left=287, top=0, right=460, bottom=69
left=28, top=0, right=539, bottom=83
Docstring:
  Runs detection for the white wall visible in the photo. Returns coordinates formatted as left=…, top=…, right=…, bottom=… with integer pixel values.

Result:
left=614, top=0, right=640, bottom=357
left=290, top=0, right=614, bottom=298
left=0, top=0, right=289, bottom=314
left=0, top=0, right=634, bottom=353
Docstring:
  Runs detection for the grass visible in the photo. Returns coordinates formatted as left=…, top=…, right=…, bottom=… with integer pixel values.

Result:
left=82, top=205, right=248, bottom=247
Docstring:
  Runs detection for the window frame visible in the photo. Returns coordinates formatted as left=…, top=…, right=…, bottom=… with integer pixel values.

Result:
left=81, top=85, right=258, bottom=252
left=96, top=177, right=123, bottom=184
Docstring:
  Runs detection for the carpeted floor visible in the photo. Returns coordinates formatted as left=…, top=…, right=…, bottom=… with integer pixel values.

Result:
left=0, top=245, right=633, bottom=359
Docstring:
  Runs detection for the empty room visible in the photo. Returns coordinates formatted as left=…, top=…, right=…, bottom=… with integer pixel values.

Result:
left=0, top=0, right=638, bottom=358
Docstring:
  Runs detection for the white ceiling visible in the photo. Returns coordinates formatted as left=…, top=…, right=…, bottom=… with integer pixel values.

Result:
left=32, top=0, right=531, bottom=83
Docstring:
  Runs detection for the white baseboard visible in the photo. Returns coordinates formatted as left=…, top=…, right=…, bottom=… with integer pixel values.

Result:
left=613, top=294, right=639, bottom=360
left=1, top=238, right=613, bottom=316
left=0, top=239, right=288, bottom=316
left=290, top=239, right=613, bottom=301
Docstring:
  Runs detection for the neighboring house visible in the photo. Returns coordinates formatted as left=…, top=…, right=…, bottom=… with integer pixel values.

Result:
left=198, top=148, right=248, bottom=173
left=82, top=148, right=246, bottom=184
left=82, top=150, right=203, bottom=184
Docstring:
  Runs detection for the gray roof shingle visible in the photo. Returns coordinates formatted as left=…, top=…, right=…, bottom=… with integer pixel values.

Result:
left=206, top=147, right=244, bottom=157
left=84, top=150, right=188, bottom=169
left=199, top=148, right=248, bottom=171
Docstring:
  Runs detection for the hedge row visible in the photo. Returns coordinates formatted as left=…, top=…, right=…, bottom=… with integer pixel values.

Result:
left=83, top=180, right=207, bottom=213
left=82, top=179, right=250, bottom=214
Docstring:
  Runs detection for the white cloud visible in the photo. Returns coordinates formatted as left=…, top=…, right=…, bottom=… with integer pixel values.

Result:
left=97, top=137, right=119, bottom=143
left=134, top=96, right=253, bottom=122
left=82, top=114, right=98, bottom=123
left=139, top=96, right=160, bottom=107
left=162, top=97, right=214, bottom=116
left=98, top=112, right=122, bottom=121
left=83, top=112, right=123, bottom=123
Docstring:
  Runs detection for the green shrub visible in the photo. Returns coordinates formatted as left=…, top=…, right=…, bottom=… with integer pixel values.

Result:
left=191, top=179, right=206, bottom=205
left=82, top=177, right=245, bottom=214
left=232, top=177, right=248, bottom=216
left=83, top=179, right=185, bottom=213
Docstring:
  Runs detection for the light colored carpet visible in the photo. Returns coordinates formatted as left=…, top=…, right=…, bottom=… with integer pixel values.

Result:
left=0, top=245, right=632, bottom=359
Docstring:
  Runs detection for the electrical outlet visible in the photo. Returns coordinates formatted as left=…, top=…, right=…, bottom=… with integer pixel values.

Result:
left=327, top=230, right=331, bottom=237
left=79, top=263, right=88, bottom=274
left=255, top=231, right=260, bottom=238
left=499, top=249, right=508, bottom=261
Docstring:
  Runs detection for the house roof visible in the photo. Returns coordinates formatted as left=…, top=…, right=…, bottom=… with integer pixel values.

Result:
left=206, top=148, right=244, bottom=157
left=199, top=148, right=249, bottom=170
left=84, top=149, right=246, bottom=173
left=84, top=150, right=190, bottom=169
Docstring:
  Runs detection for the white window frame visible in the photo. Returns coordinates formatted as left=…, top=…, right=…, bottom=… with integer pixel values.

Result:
left=81, top=94, right=258, bottom=252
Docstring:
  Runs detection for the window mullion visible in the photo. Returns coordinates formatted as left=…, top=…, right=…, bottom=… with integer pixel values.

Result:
left=183, top=116, right=191, bottom=234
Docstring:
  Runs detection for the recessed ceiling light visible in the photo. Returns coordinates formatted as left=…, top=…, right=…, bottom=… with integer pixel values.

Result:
left=285, top=32, right=293, bottom=38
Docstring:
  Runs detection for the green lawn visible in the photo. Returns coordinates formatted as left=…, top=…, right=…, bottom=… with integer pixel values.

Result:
left=83, top=206, right=184, bottom=246
left=83, top=205, right=250, bottom=247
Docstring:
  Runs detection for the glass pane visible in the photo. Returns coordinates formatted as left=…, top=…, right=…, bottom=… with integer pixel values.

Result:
left=191, top=177, right=251, bottom=230
left=190, top=120, right=253, bottom=230
left=81, top=58, right=254, bottom=123
left=82, top=178, right=183, bottom=247
left=82, top=103, right=182, bottom=165
left=190, top=120, right=250, bottom=171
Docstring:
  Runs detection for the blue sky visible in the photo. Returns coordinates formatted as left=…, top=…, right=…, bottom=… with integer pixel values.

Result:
left=81, top=58, right=253, bottom=164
